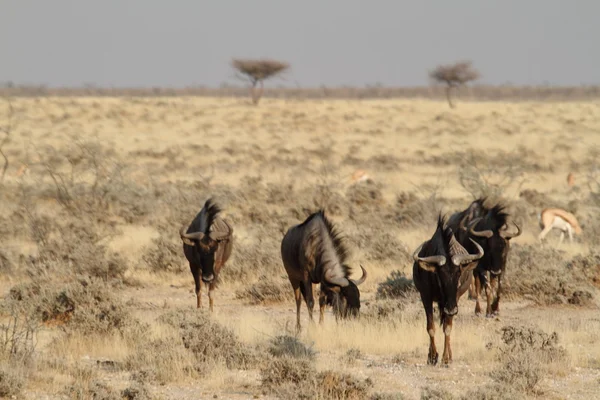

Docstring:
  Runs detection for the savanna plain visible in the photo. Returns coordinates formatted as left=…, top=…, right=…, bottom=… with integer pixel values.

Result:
left=1, top=95, right=600, bottom=400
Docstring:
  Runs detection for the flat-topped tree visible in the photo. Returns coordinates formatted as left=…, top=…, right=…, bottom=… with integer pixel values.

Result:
left=231, top=59, right=289, bottom=105
left=429, top=61, right=480, bottom=108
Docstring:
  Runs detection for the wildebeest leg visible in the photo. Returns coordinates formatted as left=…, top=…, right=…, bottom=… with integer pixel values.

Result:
left=208, top=281, right=217, bottom=313
left=485, top=275, right=494, bottom=317
left=192, top=266, right=202, bottom=309
left=468, top=278, right=476, bottom=300
left=442, top=315, right=453, bottom=365
left=423, top=301, right=438, bottom=365
left=301, top=281, right=315, bottom=323
left=474, top=274, right=482, bottom=315
left=319, top=290, right=326, bottom=324
left=491, top=274, right=502, bottom=315
left=292, top=281, right=302, bottom=332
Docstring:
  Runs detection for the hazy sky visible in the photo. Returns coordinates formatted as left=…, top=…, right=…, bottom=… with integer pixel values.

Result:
left=1, top=1, right=598, bottom=87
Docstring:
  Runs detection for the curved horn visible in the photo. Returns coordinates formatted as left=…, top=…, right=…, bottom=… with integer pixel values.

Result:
left=468, top=217, right=493, bottom=239
left=412, top=242, right=446, bottom=266
left=452, top=238, right=484, bottom=265
left=208, top=219, right=232, bottom=241
left=500, top=221, right=522, bottom=239
left=179, top=225, right=205, bottom=246
left=350, top=265, right=367, bottom=286
left=324, top=270, right=350, bottom=287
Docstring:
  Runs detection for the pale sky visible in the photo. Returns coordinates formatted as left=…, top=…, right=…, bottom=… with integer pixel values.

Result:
left=1, top=1, right=598, bottom=87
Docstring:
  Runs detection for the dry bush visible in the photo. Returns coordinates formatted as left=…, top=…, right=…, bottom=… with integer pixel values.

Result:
left=392, top=190, right=445, bottom=229
left=261, top=357, right=317, bottom=399
left=458, top=152, right=526, bottom=199
left=125, top=338, right=195, bottom=384
left=23, top=216, right=127, bottom=283
left=341, top=348, right=362, bottom=366
left=142, top=234, right=186, bottom=274
left=66, top=366, right=120, bottom=400
left=33, top=139, right=155, bottom=224
left=460, top=384, right=524, bottom=400
left=420, top=386, right=456, bottom=400
left=235, top=275, right=293, bottom=305
left=0, top=296, right=40, bottom=369
left=267, top=335, right=315, bottom=359
left=121, top=382, right=153, bottom=400
left=9, top=277, right=145, bottom=337
left=362, top=299, right=417, bottom=323
left=159, top=309, right=256, bottom=369
left=317, top=370, right=373, bottom=400
left=376, top=271, right=415, bottom=300
left=506, top=244, right=595, bottom=305
left=346, top=180, right=385, bottom=207
left=371, top=393, right=405, bottom=400
left=429, top=60, right=479, bottom=108
left=223, top=232, right=282, bottom=282
left=487, top=325, right=568, bottom=395
left=0, top=362, right=25, bottom=398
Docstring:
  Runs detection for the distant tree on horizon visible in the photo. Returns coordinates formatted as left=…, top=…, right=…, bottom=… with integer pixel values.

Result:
left=231, top=59, right=289, bottom=105
left=429, top=61, right=480, bottom=108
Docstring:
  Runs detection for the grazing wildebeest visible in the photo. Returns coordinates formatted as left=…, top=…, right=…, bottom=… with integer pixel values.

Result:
left=449, top=198, right=521, bottom=317
left=281, top=210, right=367, bottom=331
left=538, top=207, right=582, bottom=246
left=179, top=198, right=233, bottom=312
left=413, top=214, right=484, bottom=365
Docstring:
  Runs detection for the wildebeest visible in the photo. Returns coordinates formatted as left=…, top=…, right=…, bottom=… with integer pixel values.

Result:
left=413, top=214, right=484, bottom=365
left=179, top=198, right=233, bottom=312
left=538, top=207, right=582, bottom=246
left=448, top=198, right=521, bottom=317
left=281, top=210, right=367, bottom=331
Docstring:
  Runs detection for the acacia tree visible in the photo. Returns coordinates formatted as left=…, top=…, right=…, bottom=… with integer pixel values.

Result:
left=231, top=59, right=289, bottom=105
left=429, top=61, right=480, bottom=108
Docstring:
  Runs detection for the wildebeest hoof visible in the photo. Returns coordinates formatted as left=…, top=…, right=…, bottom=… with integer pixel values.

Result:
left=427, top=354, right=439, bottom=365
left=485, top=313, right=495, bottom=318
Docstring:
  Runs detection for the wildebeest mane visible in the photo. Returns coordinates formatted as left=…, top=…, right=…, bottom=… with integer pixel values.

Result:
left=479, top=203, right=509, bottom=231
left=424, top=214, right=453, bottom=258
left=305, top=210, right=351, bottom=279
left=187, top=198, right=221, bottom=234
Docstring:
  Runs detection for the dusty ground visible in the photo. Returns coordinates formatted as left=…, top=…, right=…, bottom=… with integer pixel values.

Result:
left=1, top=96, right=599, bottom=399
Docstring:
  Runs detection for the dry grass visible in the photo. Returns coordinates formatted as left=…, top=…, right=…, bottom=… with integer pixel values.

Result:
left=0, top=96, right=599, bottom=399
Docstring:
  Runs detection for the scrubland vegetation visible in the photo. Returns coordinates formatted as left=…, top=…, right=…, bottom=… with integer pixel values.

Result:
left=0, top=94, right=599, bottom=399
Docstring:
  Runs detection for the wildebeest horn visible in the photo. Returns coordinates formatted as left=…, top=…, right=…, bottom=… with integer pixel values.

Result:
left=468, top=218, right=493, bottom=238
left=452, top=238, right=484, bottom=265
left=208, top=218, right=232, bottom=241
left=324, top=269, right=350, bottom=287
left=350, top=265, right=367, bottom=286
left=500, top=221, right=521, bottom=239
left=179, top=225, right=205, bottom=246
left=412, top=242, right=446, bottom=266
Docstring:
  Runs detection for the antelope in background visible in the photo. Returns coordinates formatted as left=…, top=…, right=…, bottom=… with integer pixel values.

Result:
left=538, top=207, right=582, bottom=246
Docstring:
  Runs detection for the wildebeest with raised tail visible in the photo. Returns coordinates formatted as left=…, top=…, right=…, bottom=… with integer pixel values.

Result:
left=281, top=210, right=367, bottom=331
left=413, top=214, right=484, bottom=365
left=448, top=198, right=521, bottom=317
left=179, top=198, right=233, bottom=312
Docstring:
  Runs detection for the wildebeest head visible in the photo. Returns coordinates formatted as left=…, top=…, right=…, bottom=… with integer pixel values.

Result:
left=466, top=204, right=521, bottom=275
left=414, top=215, right=484, bottom=317
left=179, top=198, right=229, bottom=283
left=314, top=211, right=368, bottom=318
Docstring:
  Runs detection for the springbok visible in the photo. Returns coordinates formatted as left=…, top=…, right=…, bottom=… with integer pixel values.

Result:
left=538, top=208, right=582, bottom=246
left=350, top=169, right=370, bottom=185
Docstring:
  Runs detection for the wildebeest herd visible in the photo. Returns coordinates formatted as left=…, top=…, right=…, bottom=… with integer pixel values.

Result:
left=180, top=196, right=523, bottom=366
